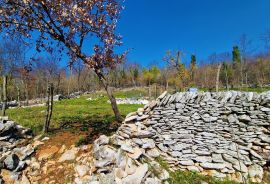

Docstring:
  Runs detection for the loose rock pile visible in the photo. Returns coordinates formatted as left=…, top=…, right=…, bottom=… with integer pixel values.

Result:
left=112, top=98, right=149, bottom=105
left=0, top=117, right=35, bottom=183
left=0, top=101, right=19, bottom=109
left=90, top=91, right=270, bottom=183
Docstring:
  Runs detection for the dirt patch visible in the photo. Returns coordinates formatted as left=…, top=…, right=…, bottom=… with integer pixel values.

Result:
left=31, top=131, right=88, bottom=184
left=24, top=120, right=119, bottom=183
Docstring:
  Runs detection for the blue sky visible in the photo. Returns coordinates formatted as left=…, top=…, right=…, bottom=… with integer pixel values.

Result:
left=117, top=0, right=270, bottom=67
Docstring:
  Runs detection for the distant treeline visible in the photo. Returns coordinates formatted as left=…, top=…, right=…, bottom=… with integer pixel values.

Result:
left=0, top=35, right=270, bottom=102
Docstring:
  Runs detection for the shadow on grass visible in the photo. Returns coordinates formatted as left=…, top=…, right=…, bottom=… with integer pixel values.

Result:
left=49, top=114, right=121, bottom=146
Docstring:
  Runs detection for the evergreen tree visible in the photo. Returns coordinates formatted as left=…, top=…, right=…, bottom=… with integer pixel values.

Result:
left=232, top=46, right=241, bottom=65
left=232, top=46, right=243, bottom=87
left=190, top=54, right=197, bottom=81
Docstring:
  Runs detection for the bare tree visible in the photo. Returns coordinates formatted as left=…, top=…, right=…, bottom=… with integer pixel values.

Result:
left=0, top=0, right=125, bottom=122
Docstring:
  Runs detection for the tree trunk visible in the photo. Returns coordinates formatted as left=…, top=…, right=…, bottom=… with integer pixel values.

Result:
left=77, top=70, right=81, bottom=92
left=56, top=74, right=61, bottom=94
left=68, top=66, right=72, bottom=96
left=48, top=83, right=54, bottom=126
left=245, top=73, right=248, bottom=86
left=95, top=70, right=123, bottom=122
left=154, top=83, right=157, bottom=99
left=132, top=77, right=136, bottom=88
left=240, top=62, right=243, bottom=89
left=165, top=80, right=169, bottom=91
left=25, top=82, right=29, bottom=106
left=43, top=84, right=51, bottom=133
left=2, top=76, right=7, bottom=116
left=17, top=87, right=21, bottom=107
left=225, top=70, right=229, bottom=91
left=216, top=63, right=222, bottom=92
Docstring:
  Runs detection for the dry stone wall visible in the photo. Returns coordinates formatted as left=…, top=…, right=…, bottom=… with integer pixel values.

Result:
left=0, top=117, right=34, bottom=183
left=90, top=91, right=270, bottom=183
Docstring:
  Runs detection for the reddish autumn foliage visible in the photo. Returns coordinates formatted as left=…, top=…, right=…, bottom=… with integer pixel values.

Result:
left=0, top=0, right=125, bottom=69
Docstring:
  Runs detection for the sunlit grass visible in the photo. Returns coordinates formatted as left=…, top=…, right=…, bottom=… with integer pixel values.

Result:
left=6, top=93, right=143, bottom=134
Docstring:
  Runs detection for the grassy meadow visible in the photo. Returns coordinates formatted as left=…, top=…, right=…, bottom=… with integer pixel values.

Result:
left=6, top=90, right=145, bottom=134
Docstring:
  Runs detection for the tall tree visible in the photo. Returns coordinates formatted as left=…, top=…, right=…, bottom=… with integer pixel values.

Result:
left=232, top=46, right=241, bottom=64
left=190, top=54, right=197, bottom=82
left=163, top=50, right=189, bottom=90
left=0, top=0, right=125, bottom=122
left=238, top=34, right=253, bottom=86
left=232, top=46, right=242, bottom=87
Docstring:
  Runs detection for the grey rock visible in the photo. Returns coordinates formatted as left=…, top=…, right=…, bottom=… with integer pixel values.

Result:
left=146, top=148, right=160, bottom=158
left=248, top=164, right=263, bottom=180
left=95, top=135, right=109, bottom=146
left=75, top=165, right=90, bottom=177
left=122, top=163, right=148, bottom=184
left=4, top=154, right=19, bottom=170
left=142, top=139, right=155, bottom=149
left=200, top=163, right=226, bottom=169
left=179, top=160, right=194, bottom=166
left=261, top=107, right=270, bottom=112
left=259, top=134, right=270, bottom=143
left=233, top=161, right=248, bottom=173
left=194, top=156, right=212, bottom=163
left=238, top=115, right=251, bottom=122
left=121, top=144, right=134, bottom=153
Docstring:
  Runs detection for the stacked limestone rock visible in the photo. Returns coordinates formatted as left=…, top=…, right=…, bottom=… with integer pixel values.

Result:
left=90, top=91, right=270, bottom=183
left=0, top=117, right=34, bottom=183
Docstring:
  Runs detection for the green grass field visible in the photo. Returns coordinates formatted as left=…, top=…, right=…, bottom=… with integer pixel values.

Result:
left=6, top=92, right=143, bottom=133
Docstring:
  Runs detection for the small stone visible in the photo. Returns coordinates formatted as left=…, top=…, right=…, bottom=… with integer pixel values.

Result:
left=238, top=115, right=251, bottom=122
left=58, top=147, right=78, bottom=162
left=250, top=150, right=263, bottom=160
left=145, top=177, right=162, bottom=184
left=259, top=134, right=270, bottom=143
left=125, top=115, right=138, bottom=122
left=4, top=154, right=20, bottom=170
left=179, top=160, right=194, bottom=166
left=233, top=162, right=248, bottom=173
left=121, top=144, right=134, bottom=153
left=194, top=156, right=212, bottom=163
left=200, top=163, right=226, bottom=169
left=146, top=148, right=160, bottom=158
left=261, top=107, right=270, bottom=112
left=159, top=169, right=170, bottom=180
left=114, top=168, right=127, bottom=179
left=228, top=114, right=237, bottom=123
left=142, top=139, right=155, bottom=149
left=0, top=169, right=18, bottom=184
left=187, top=166, right=200, bottom=172
left=94, top=159, right=113, bottom=168
left=134, top=130, right=155, bottom=138
left=21, top=174, right=30, bottom=184
left=171, top=151, right=182, bottom=157
left=128, top=147, right=143, bottom=159
left=75, top=165, right=90, bottom=177
left=222, top=154, right=238, bottom=165
left=212, top=154, right=224, bottom=163
left=95, top=135, right=109, bottom=146
left=248, top=164, right=263, bottom=182
left=41, top=137, right=50, bottom=141
left=122, top=163, right=148, bottom=184
left=194, top=150, right=211, bottom=156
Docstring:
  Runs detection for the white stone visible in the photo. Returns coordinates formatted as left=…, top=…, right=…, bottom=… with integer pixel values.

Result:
left=200, top=163, right=226, bottom=169
left=58, top=147, right=78, bottom=162
left=179, top=160, right=194, bottom=166
left=75, top=165, right=90, bottom=177
left=122, top=163, right=148, bottom=184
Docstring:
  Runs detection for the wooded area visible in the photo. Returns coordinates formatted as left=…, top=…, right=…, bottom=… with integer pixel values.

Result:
left=0, top=36, right=270, bottom=104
